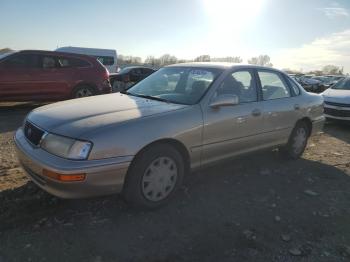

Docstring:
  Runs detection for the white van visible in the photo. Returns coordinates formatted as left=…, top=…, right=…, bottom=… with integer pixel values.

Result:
left=55, top=46, right=118, bottom=73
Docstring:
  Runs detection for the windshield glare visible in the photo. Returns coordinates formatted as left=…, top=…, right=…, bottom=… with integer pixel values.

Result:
left=126, top=67, right=223, bottom=105
left=332, top=78, right=350, bottom=90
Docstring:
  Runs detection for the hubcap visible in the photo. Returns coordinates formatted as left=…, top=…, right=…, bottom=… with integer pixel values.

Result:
left=141, top=157, right=178, bottom=202
left=293, top=127, right=307, bottom=154
left=76, top=88, right=93, bottom=98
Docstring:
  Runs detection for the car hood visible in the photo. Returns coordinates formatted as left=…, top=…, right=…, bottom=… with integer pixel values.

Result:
left=322, top=88, right=350, bottom=104
left=27, top=93, right=188, bottom=138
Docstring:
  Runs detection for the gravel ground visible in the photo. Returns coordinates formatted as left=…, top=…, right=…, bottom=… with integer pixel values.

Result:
left=0, top=102, right=350, bottom=262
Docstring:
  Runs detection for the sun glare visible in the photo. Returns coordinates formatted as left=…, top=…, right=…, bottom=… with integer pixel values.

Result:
left=203, top=0, right=266, bottom=28
left=200, top=0, right=266, bottom=56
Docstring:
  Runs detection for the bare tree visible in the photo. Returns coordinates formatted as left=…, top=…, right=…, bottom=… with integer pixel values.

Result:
left=0, top=48, right=13, bottom=54
left=248, top=55, right=273, bottom=67
left=322, top=65, right=344, bottom=75
left=159, top=54, right=177, bottom=66
left=211, top=56, right=242, bottom=63
left=194, top=55, right=211, bottom=62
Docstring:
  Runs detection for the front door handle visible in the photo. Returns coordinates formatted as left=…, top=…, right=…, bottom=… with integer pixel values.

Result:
left=252, top=109, right=261, bottom=117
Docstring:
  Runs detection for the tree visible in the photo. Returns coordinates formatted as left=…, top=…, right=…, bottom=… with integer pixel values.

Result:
left=159, top=54, right=177, bottom=66
left=322, top=65, right=344, bottom=75
left=0, top=48, right=13, bottom=55
left=248, top=55, right=273, bottom=67
left=194, top=55, right=211, bottom=62
left=211, top=56, right=242, bottom=63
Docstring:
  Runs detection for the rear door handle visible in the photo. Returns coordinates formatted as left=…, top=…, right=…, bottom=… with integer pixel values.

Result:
left=252, top=109, right=261, bottom=117
left=294, top=104, right=300, bottom=110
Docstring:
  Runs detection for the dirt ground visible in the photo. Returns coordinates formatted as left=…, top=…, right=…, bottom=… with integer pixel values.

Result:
left=0, top=102, right=350, bottom=262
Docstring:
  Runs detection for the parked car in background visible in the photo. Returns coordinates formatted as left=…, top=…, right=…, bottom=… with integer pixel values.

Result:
left=56, top=46, right=118, bottom=73
left=109, top=66, right=156, bottom=92
left=15, top=63, right=324, bottom=208
left=322, top=77, right=350, bottom=121
left=325, top=75, right=345, bottom=86
left=298, top=75, right=322, bottom=93
left=312, top=76, right=333, bottom=91
left=0, top=50, right=111, bottom=102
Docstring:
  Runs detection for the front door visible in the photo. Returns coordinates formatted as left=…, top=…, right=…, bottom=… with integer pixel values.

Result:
left=0, top=53, right=41, bottom=101
left=201, top=69, right=265, bottom=165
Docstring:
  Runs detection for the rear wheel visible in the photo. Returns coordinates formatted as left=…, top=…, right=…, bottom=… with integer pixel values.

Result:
left=281, top=122, right=309, bottom=159
left=123, top=144, right=185, bottom=209
left=73, top=86, right=95, bottom=98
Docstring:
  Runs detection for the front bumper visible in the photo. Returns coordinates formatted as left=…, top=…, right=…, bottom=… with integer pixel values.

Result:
left=15, top=128, right=132, bottom=199
left=324, top=104, right=350, bottom=121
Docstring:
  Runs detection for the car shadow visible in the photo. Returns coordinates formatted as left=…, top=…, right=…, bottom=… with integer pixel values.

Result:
left=1, top=152, right=350, bottom=261
left=0, top=102, right=45, bottom=133
left=323, top=121, right=350, bottom=144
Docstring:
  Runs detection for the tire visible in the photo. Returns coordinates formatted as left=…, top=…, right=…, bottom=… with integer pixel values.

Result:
left=123, top=144, right=185, bottom=209
left=281, top=122, right=310, bottom=159
left=72, top=85, right=95, bottom=98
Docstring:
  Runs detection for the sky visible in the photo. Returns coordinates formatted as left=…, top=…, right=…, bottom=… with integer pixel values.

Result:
left=1, top=0, right=350, bottom=72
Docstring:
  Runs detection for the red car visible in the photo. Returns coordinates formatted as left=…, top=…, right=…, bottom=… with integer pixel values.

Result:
left=0, top=50, right=111, bottom=101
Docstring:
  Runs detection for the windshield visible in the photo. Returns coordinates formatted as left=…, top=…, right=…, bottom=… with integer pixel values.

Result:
left=332, top=78, right=350, bottom=90
left=126, top=67, right=223, bottom=105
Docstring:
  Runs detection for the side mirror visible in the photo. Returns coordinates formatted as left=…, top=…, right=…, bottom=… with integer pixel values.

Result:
left=209, top=94, right=239, bottom=108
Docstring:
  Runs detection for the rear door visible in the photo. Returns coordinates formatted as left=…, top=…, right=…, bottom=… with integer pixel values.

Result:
left=34, top=55, right=70, bottom=100
left=0, top=53, right=41, bottom=101
left=256, top=70, right=300, bottom=145
left=201, top=69, right=265, bottom=165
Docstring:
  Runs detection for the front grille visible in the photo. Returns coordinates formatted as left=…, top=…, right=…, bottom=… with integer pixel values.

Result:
left=324, top=107, right=350, bottom=117
left=24, top=121, right=45, bottom=146
left=324, top=101, right=350, bottom=108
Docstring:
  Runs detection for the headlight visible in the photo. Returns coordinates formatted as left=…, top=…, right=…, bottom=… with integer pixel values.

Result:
left=40, top=133, right=92, bottom=160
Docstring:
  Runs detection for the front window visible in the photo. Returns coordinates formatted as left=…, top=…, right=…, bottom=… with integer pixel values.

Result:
left=332, top=78, right=350, bottom=90
left=126, top=67, right=223, bottom=105
left=215, top=70, right=257, bottom=103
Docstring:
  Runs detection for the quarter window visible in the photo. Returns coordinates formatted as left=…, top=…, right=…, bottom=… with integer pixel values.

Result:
left=286, top=77, right=301, bottom=96
left=258, top=71, right=291, bottom=100
left=96, top=56, right=114, bottom=66
left=216, top=70, right=257, bottom=103
left=58, top=57, right=90, bottom=68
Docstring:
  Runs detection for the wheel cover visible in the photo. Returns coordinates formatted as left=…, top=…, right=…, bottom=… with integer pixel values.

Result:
left=75, top=88, right=93, bottom=98
left=292, top=127, right=307, bottom=154
left=141, top=157, right=178, bottom=202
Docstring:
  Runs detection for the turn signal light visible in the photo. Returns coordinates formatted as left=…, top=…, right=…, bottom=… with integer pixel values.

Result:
left=42, top=169, right=86, bottom=182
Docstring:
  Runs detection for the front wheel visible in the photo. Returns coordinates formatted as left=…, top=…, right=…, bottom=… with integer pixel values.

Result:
left=281, top=122, right=309, bottom=159
left=123, top=144, right=185, bottom=209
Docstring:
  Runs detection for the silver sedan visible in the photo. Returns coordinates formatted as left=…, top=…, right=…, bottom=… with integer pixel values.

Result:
left=15, top=63, right=325, bottom=208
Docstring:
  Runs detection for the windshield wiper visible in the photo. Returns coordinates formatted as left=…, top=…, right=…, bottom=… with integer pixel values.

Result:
left=126, top=93, right=172, bottom=103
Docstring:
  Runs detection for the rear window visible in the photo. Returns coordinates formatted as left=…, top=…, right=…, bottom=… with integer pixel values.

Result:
left=95, top=56, right=114, bottom=66
left=58, top=57, right=90, bottom=68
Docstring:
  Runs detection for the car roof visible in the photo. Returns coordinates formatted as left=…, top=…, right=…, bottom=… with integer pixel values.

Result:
left=16, top=50, right=95, bottom=60
left=122, top=66, right=155, bottom=70
left=166, top=62, right=284, bottom=73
